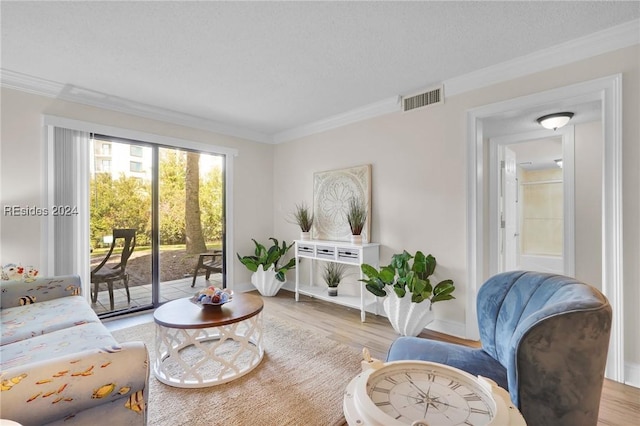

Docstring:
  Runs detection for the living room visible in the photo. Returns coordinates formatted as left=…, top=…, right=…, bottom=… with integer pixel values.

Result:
left=2, top=2, right=640, bottom=425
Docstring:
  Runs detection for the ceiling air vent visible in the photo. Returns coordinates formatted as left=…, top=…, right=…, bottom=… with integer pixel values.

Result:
left=402, top=85, right=443, bottom=112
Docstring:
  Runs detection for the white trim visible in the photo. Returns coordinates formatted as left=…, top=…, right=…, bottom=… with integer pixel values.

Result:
left=272, top=96, right=401, bottom=143
left=488, top=127, right=575, bottom=278
left=446, top=19, right=639, bottom=97
left=466, top=74, right=624, bottom=382
left=427, top=319, right=467, bottom=340
left=42, top=115, right=238, bottom=157
left=625, top=362, right=640, bottom=389
left=1, top=69, right=270, bottom=144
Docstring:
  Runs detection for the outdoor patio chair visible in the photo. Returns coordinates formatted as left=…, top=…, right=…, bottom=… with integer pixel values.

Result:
left=91, top=228, right=136, bottom=310
left=191, top=250, right=223, bottom=287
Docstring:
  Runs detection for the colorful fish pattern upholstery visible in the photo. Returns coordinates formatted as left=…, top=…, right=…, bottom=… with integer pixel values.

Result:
left=0, top=275, right=149, bottom=425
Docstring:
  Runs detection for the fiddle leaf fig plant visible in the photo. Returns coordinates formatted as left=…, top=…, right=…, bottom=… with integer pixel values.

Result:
left=360, top=250, right=455, bottom=304
left=237, top=238, right=296, bottom=282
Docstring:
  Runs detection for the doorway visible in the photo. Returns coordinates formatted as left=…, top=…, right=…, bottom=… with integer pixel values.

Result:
left=466, top=74, right=623, bottom=382
left=489, top=128, right=575, bottom=278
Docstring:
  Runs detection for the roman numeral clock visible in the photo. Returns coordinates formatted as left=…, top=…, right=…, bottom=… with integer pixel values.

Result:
left=343, top=351, right=526, bottom=425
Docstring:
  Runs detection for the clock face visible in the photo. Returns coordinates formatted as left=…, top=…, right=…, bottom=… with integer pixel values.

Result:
left=365, top=364, right=495, bottom=426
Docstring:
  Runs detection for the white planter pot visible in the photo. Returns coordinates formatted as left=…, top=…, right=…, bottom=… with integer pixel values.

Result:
left=383, top=286, right=434, bottom=336
left=350, top=234, right=362, bottom=244
left=300, top=231, right=311, bottom=240
left=251, top=265, right=285, bottom=296
left=328, top=287, right=338, bottom=297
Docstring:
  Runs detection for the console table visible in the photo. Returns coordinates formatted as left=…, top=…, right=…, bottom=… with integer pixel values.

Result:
left=294, top=239, right=380, bottom=321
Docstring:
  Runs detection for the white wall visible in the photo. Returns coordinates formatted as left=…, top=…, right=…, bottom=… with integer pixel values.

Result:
left=0, top=88, right=274, bottom=286
left=273, top=45, right=640, bottom=371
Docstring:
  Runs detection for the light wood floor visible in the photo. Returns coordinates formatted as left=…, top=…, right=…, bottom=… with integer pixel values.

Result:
left=262, top=291, right=640, bottom=426
left=108, top=290, right=639, bottom=425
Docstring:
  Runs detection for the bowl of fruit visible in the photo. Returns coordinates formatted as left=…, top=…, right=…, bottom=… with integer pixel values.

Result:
left=191, top=286, right=233, bottom=309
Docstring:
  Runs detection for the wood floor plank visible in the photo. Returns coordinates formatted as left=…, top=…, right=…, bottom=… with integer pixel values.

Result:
left=263, top=290, right=640, bottom=426
left=108, top=290, right=639, bottom=425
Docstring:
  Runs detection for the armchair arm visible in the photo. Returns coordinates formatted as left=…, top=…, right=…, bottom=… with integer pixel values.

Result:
left=0, top=341, right=149, bottom=426
left=0, top=275, right=82, bottom=309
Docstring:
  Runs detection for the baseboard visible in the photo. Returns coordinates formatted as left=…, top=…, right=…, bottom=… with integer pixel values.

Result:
left=625, top=362, right=640, bottom=388
left=426, top=318, right=468, bottom=340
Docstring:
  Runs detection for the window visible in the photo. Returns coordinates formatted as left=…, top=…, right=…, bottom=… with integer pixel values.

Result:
left=100, top=159, right=111, bottom=172
left=101, top=143, right=111, bottom=156
left=130, top=161, right=143, bottom=172
left=130, top=145, right=143, bottom=157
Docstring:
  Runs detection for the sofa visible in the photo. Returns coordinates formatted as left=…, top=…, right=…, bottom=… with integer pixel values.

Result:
left=387, top=271, right=612, bottom=426
left=1, top=275, right=149, bottom=426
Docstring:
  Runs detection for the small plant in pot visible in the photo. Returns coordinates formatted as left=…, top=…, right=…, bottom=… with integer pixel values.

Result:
left=360, top=250, right=455, bottom=336
left=290, top=202, right=314, bottom=240
left=322, top=262, right=346, bottom=297
left=237, top=238, right=296, bottom=296
left=346, top=197, right=367, bottom=244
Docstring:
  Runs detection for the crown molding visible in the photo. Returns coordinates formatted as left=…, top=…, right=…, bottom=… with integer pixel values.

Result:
left=272, top=95, right=401, bottom=143
left=444, top=19, right=640, bottom=97
left=0, top=69, right=271, bottom=144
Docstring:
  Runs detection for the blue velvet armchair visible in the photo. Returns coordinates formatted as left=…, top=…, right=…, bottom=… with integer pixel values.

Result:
left=387, top=271, right=612, bottom=426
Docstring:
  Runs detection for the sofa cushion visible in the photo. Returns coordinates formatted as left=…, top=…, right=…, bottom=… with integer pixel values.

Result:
left=1, top=296, right=101, bottom=346
left=0, top=322, right=118, bottom=370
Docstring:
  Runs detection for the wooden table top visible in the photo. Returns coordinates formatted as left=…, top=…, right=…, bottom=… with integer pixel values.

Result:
left=153, top=293, right=264, bottom=329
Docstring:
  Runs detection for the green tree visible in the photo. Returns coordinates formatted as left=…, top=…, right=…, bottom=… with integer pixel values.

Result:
left=158, top=149, right=186, bottom=244
left=201, top=164, right=224, bottom=242
left=185, top=152, right=207, bottom=254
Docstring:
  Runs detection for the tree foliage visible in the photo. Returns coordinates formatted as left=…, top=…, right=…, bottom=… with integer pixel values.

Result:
left=90, top=150, right=223, bottom=249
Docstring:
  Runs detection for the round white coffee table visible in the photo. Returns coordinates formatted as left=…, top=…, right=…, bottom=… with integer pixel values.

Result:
left=153, top=293, right=264, bottom=388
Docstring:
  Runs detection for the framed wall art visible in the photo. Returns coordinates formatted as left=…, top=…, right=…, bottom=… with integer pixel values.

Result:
left=313, top=164, right=371, bottom=242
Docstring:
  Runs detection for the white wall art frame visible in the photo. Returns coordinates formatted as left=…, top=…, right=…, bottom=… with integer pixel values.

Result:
left=313, top=164, right=371, bottom=242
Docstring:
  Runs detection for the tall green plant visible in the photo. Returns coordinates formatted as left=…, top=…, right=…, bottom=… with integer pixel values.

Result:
left=346, top=197, right=367, bottom=235
left=237, top=238, right=296, bottom=282
left=360, top=250, right=455, bottom=304
left=290, top=202, right=313, bottom=232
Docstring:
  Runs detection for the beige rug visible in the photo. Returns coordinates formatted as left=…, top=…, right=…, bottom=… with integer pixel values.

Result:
left=112, top=312, right=362, bottom=426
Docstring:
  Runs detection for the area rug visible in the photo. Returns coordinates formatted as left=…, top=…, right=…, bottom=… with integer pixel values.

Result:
left=112, top=312, right=363, bottom=426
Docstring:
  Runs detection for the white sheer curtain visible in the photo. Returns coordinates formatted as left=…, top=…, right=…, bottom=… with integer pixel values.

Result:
left=46, top=127, right=91, bottom=289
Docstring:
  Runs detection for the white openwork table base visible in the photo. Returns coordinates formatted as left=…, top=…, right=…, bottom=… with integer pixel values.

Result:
left=153, top=312, right=264, bottom=388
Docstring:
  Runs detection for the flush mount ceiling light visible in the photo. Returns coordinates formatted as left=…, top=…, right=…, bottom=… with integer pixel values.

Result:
left=537, top=112, right=574, bottom=130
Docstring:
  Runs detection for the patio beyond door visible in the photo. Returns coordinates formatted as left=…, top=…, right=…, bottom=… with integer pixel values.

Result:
left=89, top=137, right=224, bottom=316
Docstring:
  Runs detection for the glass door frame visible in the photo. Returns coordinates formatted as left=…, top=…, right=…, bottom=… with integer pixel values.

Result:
left=44, top=115, right=238, bottom=316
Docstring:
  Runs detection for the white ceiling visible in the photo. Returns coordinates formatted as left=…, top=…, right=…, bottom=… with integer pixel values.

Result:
left=2, top=1, right=639, bottom=142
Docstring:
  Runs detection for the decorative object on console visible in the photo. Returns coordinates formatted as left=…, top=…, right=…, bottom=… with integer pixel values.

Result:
left=360, top=251, right=455, bottom=336
left=345, top=197, right=367, bottom=244
left=237, top=238, right=296, bottom=296
left=313, top=164, right=371, bottom=242
left=289, top=201, right=314, bottom=240
left=322, top=262, right=346, bottom=297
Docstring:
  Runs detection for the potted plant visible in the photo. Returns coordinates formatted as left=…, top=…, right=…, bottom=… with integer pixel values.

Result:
left=290, top=202, right=314, bottom=240
left=346, top=197, right=367, bottom=244
left=237, top=238, right=296, bottom=296
left=322, top=262, right=346, bottom=297
left=360, top=250, right=455, bottom=336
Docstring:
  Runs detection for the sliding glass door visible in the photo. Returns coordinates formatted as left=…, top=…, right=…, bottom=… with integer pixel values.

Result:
left=89, top=136, right=225, bottom=317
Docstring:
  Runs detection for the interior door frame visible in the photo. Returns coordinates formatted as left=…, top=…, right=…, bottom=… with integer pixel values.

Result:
left=489, top=127, right=575, bottom=278
left=466, top=74, right=623, bottom=382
